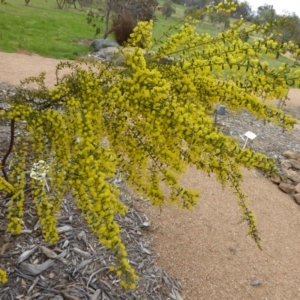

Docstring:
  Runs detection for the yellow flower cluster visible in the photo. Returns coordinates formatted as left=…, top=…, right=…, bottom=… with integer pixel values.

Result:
left=0, top=269, right=8, bottom=284
left=1, top=10, right=300, bottom=288
left=216, top=1, right=237, bottom=13
left=49, top=68, right=137, bottom=286
left=190, top=0, right=237, bottom=15
left=0, top=177, right=14, bottom=194
left=126, top=20, right=153, bottom=50
left=154, top=22, right=196, bottom=60
left=6, top=136, right=27, bottom=235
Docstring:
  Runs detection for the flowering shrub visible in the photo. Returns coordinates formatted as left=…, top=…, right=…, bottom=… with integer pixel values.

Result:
left=1, top=3, right=300, bottom=286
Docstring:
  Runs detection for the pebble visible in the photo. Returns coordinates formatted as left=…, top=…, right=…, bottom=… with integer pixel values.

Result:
left=250, top=279, right=262, bottom=286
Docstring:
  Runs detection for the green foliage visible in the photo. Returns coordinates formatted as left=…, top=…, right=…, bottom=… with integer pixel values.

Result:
left=56, top=0, right=89, bottom=10
left=253, top=4, right=276, bottom=25
left=280, top=14, right=300, bottom=45
left=161, top=0, right=175, bottom=19
left=207, top=11, right=231, bottom=29
left=184, top=6, right=196, bottom=17
left=243, top=4, right=300, bottom=47
left=268, top=14, right=300, bottom=46
left=230, top=0, right=253, bottom=21
left=1, top=2, right=300, bottom=288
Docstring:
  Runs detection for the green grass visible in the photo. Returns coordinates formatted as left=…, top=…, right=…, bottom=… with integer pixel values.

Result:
left=261, top=53, right=295, bottom=69
left=0, top=0, right=94, bottom=59
left=0, top=0, right=296, bottom=70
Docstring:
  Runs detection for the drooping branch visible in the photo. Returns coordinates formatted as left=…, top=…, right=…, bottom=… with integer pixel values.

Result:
left=1, top=119, right=15, bottom=182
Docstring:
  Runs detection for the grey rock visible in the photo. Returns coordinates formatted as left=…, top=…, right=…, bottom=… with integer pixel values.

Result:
left=158, top=56, right=176, bottom=65
left=114, top=55, right=126, bottom=66
left=295, top=183, right=300, bottom=193
left=294, top=193, right=300, bottom=205
left=270, top=174, right=281, bottom=184
left=283, top=150, right=300, bottom=160
left=90, top=39, right=119, bottom=52
left=284, top=169, right=300, bottom=183
left=89, top=47, right=149, bottom=66
left=289, top=159, right=300, bottom=170
left=279, top=182, right=295, bottom=194
left=93, top=47, right=119, bottom=60
left=281, top=159, right=291, bottom=170
left=250, top=279, right=262, bottom=286
left=89, top=46, right=125, bottom=65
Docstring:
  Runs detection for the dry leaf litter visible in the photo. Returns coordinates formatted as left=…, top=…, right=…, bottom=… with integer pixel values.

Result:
left=0, top=83, right=183, bottom=300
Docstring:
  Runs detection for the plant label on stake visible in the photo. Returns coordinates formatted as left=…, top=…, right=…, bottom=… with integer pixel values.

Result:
left=243, top=131, right=257, bottom=149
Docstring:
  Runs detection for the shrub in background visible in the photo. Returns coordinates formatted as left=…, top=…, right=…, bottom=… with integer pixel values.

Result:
left=112, top=10, right=136, bottom=45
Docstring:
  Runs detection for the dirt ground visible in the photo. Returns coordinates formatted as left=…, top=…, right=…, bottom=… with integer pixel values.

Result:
left=1, top=51, right=300, bottom=300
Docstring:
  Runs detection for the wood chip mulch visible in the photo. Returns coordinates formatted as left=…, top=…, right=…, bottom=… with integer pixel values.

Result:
left=0, top=83, right=183, bottom=300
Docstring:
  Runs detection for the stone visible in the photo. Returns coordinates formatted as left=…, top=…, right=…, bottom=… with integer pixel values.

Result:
left=281, top=160, right=291, bottom=170
left=289, top=159, right=300, bottom=170
left=92, top=47, right=120, bottom=60
left=250, top=279, right=262, bottom=286
left=279, top=182, right=295, bottom=194
left=89, top=47, right=149, bottom=66
left=88, top=46, right=126, bottom=65
left=158, top=56, right=177, bottom=65
left=284, top=169, right=300, bottom=183
left=283, top=150, right=300, bottom=160
left=90, top=39, right=119, bottom=52
left=295, top=183, right=300, bottom=193
left=270, top=175, right=281, bottom=184
left=294, top=193, right=300, bottom=205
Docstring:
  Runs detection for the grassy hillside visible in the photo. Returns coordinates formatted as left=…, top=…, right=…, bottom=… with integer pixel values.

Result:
left=0, top=0, right=94, bottom=59
left=0, top=0, right=296, bottom=70
left=0, top=0, right=230, bottom=59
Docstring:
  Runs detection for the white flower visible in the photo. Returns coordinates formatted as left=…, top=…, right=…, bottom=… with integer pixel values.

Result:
left=30, top=160, right=50, bottom=181
left=30, top=161, right=50, bottom=192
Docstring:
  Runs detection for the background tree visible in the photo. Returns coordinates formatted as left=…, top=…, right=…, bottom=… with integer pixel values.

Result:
left=56, top=0, right=78, bottom=10
left=161, top=0, right=175, bottom=19
left=185, top=0, right=208, bottom=7
left=253, top=8, right=300, bottom=50
left=87, top=0, right=157, bottom=40
left=231, top=1, right=253, bottom=21
left=112, top=10, right=136, bottom=45
left=253, top=4, right=277, bottom=25
left=207, top=10, right=231, bottom=29
left=276, top=14, right=300, bottom=46
left=183, top=0, right=209, bottom=19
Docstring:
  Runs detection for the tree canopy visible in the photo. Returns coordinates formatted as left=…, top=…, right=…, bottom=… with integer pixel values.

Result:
left=161, top=0, right=175, bottom=19
left=87, top=0, right=157, bottom=39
